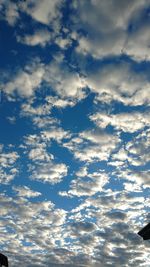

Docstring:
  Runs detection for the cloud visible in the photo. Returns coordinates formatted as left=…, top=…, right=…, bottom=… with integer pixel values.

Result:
left=41, top=127, right=71, bottom=144
left=0, top=151, right=19, bottom=168
left=44, top=60, right=86, bottom=100
left=20, top=95, right=74, bottom=128
left=1, top=1, right=150, bottom=266
left=69, top=221, right=96, bottom=237
left=72, top=0, right=150, bottom=61
left=21, top=101, right=51, bottom=116
left=126, top=170, right=150, bottom=188
left=20, top=98, right=59, bottom=128
left=17, top=29, right=52, bottom=47
left=90, top=111, right=150, bottom=133
left=0, top=185, right=149, bottom=266
left=25, top=128, right=66, bottom=158
left=13, top=186, right=41, bottom=199
left=64, top=130, right=120, bottom=162
left=24, top=133, right=43, bottom=148
left=0, top=1, right=19, bottom=26
left=4, top=61, right=45, bottom=97
left=25, top=136, right=68, bottom=185
left=86, top=62, right=150, bottom=106
left=76, top=30, right=125, bottom=59
left=101, top=128, right=150, bottom=189
left=106, top=128, right=150, bottom=174
left=30, top=162, right=68, bottom=184
left=123, top=182, right=142, bottom=192
left=28, top=147, right=53, bottom=162
left=62, top=191, right=149, bottom=266
left=7, top=116, right=16, bottom=124
left=0, top=192, right=70, bottom=266
left=61, top=171, right=109, bottom=197
left=17, top=28, right=72, bottom=50
left=21, top=0, right=64, bottom=27
left=24, top=129, right=69, bottom=184
left=46, top=96, right=75, bottom=109
left=0, top=146, right=19, bottom=184
left=3, top=57, right=86, bottom=103
left=55, top=36, right=72, bottom=49
left=113, top=167, right=150, bottom=189
left=124, top=17, right=150, bottom=61
left=32, top=116, right=58, bottom=128
left=126, top=129, right=150, bottom=166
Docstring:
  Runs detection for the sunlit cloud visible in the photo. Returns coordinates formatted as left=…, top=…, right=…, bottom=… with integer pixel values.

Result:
left=0, top=0, right=150, bottom=266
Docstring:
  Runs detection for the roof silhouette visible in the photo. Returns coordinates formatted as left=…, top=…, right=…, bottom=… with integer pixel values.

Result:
left=138, top=223, right=150, bottom=240
left=0, top=253, right=8, bottom=267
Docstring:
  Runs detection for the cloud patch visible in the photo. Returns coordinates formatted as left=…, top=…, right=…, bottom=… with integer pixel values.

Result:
left=0, top=145, right=19, bottom=184
left=17, top=29, right=52, bottom=47
left=90, top=111, right=150, bottom=133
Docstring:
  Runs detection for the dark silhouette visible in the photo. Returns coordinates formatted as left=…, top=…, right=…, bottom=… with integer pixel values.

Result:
left=138, top=222, right=150, bottom=240
left=0, top=253, right=8, bottom=267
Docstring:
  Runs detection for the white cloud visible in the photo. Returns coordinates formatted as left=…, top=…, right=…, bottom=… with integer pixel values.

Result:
left=28, top=147, right=53, bottom=162
left=30, top=162, right=68, bottom=184
left=0, top=187, right=149, bottom=266
left=0, top=1, right=19, bottom=26
left=72, top=0, right=150, bottom=61
left=123, top=182, right=142, bottom=192
left=62, top=172, right=109, bottom=197
left=111, top=147, right=128, bottom=162
left=22, top=95, right=74, bottom=116
left=75, top=166, right=88, bottom=177
left=104, top=128, right=150, bottom=188
left=0, top=151, right=19, bottom=168
left=13, top=186, right=41, bottom=198
left=126, top=129, right=150, bottom=166
left=117, top=169, right=150, bottom=188
left=17, top=29, right=52, bottom=47
left=3, top=58, right=86, bottom=103
left=41, top=127, right=71, bottom=144
left=0, top=147, right=19, bottom=184
left=64, top=130, right=120, bottom=162
left=0, top=168, right=18, bottom=185
left=63, top=191, right=149, bottom=266
left=90, top=112, right=150, bottom=133
left=0, top=192, right=68, bottom=264
left=21, top=0, right=64, bottom=27
left=17, top=30, right=72, bottom=51
left=125, top=20, right=150, bottom=61
left=4, top=62, right=45, bottom=97
left=76, top=30, right=125, bottom=59
left=32, top=116, right=58, bottom=128
left=20, top=99, right=58, bottom=128
left=1, top=1, right=150, bottom=266
left=86, top=62, right=150, bottom=106
left=55, top=37, right=72, bottom=49
left=44, top=60, right=86, bottom=100
left=21, top=102, right=51, bottom=116
left=46, top=96, right=74, bottom=109
left=23, top=130, right=69, bottom=185
left=74, top=0, right=146, bottom=33
left=103, top=129, right=150, bottom=189
left=24, top=127, right=71, bottom=150
left=24, top=134, right=43, bottom=148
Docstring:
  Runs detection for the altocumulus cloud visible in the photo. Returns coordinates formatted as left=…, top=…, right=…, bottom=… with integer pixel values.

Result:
left=0, top=0, right=150, bottom=266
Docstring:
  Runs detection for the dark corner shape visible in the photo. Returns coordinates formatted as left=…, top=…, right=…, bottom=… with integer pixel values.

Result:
left=0, top=253, right=8, bottom=267
left=138, top=222, right=150, bottom=240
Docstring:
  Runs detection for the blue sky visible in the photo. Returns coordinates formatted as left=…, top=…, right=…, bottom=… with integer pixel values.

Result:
left=0, top=0, right=150, bottom=266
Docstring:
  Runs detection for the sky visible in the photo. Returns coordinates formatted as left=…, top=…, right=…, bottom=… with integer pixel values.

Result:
left=0, top=0, right=150, bottom=266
